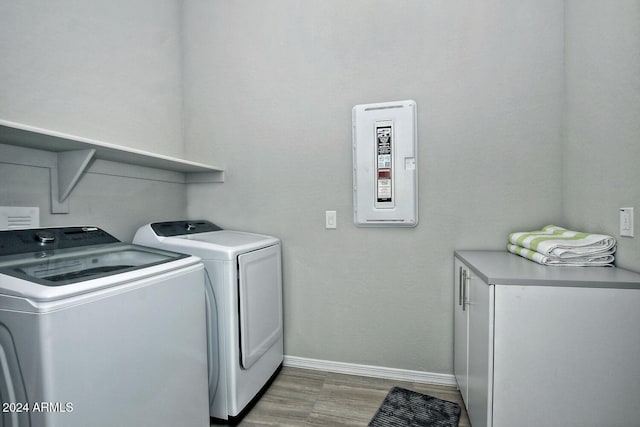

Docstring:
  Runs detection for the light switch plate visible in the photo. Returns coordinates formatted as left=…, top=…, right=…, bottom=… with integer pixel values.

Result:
left=325, top=211, right=337, bottom=229
left=619, top=207, right=634, bottom=237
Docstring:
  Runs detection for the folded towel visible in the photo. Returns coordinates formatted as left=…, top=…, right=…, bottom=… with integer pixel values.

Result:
left=507, top=244, right=615, bottom=266
left=508, top=225, right=616, bottom=259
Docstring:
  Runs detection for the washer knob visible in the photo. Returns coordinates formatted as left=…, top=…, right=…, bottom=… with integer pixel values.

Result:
left=35, top=231, right=55, bottom=244
left=186, top=223, right=196, bottom=231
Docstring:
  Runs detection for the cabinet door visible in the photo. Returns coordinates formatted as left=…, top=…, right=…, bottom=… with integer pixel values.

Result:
left=466, top=268, right=494, bottom=427
left=453, top=258, right=469, bottom=405
left=493, top=285, right=640, bottom=426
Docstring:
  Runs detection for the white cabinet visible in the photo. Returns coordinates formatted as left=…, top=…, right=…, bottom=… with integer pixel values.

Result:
left=453, top=260, right=468, bottom=402
left=454, top=251, right=640, bottom=427
left=454, top=258, right=493, bottom=427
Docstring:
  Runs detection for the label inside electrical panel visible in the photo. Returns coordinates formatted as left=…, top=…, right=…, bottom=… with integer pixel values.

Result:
left=376, top=125, right=392, bottom=203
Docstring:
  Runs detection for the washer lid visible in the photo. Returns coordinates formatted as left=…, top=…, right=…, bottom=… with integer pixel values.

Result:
left=0, top=242, right=190, bottom=288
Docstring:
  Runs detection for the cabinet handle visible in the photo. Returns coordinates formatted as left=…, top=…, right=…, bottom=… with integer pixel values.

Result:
left=462, top=269, right=467, bottom=311
left=458, top=266, right=463, bottom=306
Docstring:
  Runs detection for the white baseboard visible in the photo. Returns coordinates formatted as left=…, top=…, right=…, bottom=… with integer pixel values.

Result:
left=283, top=355, right=457, bottom=387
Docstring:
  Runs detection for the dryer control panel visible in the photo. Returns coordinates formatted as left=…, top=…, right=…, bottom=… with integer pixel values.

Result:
left=150, top=220, right=223, bottom=237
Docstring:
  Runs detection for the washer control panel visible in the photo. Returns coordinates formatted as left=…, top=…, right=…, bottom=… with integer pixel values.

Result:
left=0, top=227, right=118, bottom=256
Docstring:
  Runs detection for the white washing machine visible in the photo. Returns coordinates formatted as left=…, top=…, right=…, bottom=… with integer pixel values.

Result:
left=0, top=226, right=209, bottom=427
left=134, top=220, right=283, bottom=423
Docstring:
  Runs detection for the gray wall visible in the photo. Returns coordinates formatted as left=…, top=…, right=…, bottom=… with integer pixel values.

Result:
left=0, top=156, right=186, bottom=242
left=0, top=0, right=188, bottom=241
left=0, top=0, right=185, bottom=157
left=2, top=0, right=638, bottom=377
left=563, top=0, right=640, bottom=270
left=184, top=0, right=565, bottom=373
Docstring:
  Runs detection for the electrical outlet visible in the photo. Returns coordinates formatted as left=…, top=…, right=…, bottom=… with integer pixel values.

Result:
left=620, top=207, right=634, bottom=237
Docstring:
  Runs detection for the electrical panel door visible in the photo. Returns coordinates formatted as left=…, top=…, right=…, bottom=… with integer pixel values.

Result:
left=352, top=100, right=418, bottom=227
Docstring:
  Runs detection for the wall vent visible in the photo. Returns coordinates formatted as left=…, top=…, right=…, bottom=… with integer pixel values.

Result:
left=0, top=207, right=40, bottom=230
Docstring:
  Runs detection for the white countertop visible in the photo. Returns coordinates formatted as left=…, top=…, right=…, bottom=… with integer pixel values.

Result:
left=455, top=250, right=640, bottom=289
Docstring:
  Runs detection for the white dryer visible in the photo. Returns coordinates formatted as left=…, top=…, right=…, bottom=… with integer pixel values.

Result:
left=0, top=226, right=209, bottom=427
left=134, top=220, right=283, bottom=423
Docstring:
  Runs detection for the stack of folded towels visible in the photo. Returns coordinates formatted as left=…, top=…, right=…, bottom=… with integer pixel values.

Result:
left=507, top=225, right=616, bottom=266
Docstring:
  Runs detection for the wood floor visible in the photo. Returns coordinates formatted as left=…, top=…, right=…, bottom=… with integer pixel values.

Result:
left=220, top=366, right=470, bottom=427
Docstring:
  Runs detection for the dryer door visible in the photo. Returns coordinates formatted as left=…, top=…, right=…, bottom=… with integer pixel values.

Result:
left=237, top=244, right=283, bottom=369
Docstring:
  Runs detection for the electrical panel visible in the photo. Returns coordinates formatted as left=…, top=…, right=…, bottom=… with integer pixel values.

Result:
left=352, top=100, right=418, bottom=227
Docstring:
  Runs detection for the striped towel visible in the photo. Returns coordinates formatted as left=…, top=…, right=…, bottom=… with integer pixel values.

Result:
left=507, top=225, right=616, bottom=266
left=507, top=244, right=615, bottom=266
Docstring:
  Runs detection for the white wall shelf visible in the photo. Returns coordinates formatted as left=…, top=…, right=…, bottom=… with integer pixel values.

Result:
left=0, top=119, right=224, bottom=213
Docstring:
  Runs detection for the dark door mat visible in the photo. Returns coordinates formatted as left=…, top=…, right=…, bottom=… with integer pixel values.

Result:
left=369, top=387, right=461, bottom=427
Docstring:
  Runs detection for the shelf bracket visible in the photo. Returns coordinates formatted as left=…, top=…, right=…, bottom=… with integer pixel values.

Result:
left=49, top=167, right=69, bottom=214
left=57, top=149, right=96, bottom=203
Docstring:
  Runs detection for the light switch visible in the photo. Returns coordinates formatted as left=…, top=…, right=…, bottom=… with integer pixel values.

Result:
left=620, top=207, right=634, bottom=237
left=325, top=211, right=337, bottom=229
